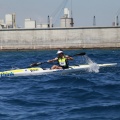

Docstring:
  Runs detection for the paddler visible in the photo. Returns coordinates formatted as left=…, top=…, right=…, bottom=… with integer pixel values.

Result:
left=47, top=49, right=73, bottom=69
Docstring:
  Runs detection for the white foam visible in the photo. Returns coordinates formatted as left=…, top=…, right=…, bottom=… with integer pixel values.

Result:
left=88, top=62, right=99, bottom=73
left=84, top=55, right=100, bottom=73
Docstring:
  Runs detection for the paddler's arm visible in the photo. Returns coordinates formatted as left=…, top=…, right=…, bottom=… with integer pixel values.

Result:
left=65, top=55, right=73, bottom=60
left=47, top=58, right=58, bottom=62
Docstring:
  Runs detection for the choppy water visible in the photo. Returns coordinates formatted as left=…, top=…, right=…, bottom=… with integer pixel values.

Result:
left=0, top=49, right=120, bottom=120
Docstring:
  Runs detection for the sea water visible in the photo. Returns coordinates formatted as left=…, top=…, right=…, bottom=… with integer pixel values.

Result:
left=0, top=49, right=120, bottom=120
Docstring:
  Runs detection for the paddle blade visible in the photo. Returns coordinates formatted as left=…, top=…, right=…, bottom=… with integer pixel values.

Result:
left=73, top=52, right=86, bottom=56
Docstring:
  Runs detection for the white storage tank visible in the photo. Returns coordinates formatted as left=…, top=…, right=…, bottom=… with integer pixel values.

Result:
left=64, top=8, right=70, bottom=18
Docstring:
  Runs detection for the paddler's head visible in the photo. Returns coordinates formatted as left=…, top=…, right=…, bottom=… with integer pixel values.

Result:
left=57, top=50, right=64, bottom=57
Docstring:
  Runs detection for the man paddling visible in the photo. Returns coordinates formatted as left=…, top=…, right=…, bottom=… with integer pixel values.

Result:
left=30, top=51, right=86, bottom=67
left=47, top=50, right=73, bottom=69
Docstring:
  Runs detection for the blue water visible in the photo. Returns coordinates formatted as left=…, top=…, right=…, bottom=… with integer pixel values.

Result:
left=0, top=49, right=120, bottom=120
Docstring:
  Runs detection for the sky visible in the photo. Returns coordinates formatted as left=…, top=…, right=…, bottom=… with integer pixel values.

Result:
left=0, top=0, right=120, bottom=28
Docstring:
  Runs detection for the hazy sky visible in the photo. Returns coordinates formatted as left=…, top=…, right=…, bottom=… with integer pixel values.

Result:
left=0, top=0, right=120, bottom=27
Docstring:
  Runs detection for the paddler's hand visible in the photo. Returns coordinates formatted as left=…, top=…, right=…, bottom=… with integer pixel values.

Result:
left=47, top=60, right=52, bottom=62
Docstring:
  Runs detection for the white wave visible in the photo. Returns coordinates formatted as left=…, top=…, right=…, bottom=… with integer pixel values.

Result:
left=84, top=55, right=100, bottom=73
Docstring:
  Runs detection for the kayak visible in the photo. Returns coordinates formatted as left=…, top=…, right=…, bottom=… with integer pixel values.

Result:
left=0, top=63, right=117, bottom=78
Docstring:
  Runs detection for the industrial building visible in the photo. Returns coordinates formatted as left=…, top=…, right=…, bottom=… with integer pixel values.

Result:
left=0, top=3, right=120, bottom=50
left=0, top=13, right=16, bottom=29
left=60, top=8, right=74, bottom=27
left=0, top=7, right=74, bottom=29
left=5, top=13, right=16, bottom=28
left=24, top=18, right=36, bottom=28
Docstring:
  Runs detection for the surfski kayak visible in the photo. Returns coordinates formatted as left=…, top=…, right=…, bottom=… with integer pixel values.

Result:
left=0, top=63, right=117, bottom=78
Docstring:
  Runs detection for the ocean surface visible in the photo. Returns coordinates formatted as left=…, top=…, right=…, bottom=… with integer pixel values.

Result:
left=0, top=49, right=120, bottom=120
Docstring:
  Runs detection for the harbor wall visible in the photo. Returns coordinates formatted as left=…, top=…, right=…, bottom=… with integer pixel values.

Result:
left=0, top=26, right=120, bottom=50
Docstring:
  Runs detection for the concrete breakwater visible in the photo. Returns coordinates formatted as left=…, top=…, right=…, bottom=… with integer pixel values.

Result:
left=0, top=26, right=120, bottom=50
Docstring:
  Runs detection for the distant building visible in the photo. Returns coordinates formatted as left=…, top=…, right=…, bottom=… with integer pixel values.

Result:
left=60, top=8, right=74, bottom=27
left=5, top=13, right=16, bottom=28
left=0, top=19, right=4, bottom=29
left=24, top=18, right=36, bottom=28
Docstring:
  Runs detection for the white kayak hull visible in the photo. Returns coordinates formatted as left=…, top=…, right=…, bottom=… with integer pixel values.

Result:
left=0, top=63, right=117, bottom=78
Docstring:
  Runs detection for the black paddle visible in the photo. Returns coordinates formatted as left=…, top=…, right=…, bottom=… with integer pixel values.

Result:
left=30, top=52, right=86, bottom=67
left=72, top=52, right=86, bottom=57
left=30, top=62, right=47, bottom=67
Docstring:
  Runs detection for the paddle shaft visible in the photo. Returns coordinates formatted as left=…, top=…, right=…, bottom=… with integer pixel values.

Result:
left=30, top=52, right=86, bottom=67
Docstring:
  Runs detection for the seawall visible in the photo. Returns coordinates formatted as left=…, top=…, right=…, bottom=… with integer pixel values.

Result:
left=0, top=26, right=120, bottom=50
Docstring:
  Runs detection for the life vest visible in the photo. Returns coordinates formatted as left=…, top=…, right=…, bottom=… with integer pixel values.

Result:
left=58, top=56, right=68, bottom=68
